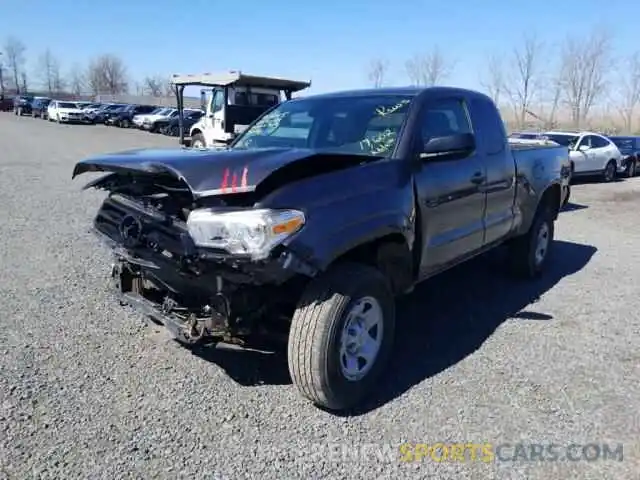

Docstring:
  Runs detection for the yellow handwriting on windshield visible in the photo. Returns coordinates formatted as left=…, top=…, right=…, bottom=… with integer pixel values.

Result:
left=375, top=99, right=410, bottom=117
left=360, top=129, right=397, bottom=155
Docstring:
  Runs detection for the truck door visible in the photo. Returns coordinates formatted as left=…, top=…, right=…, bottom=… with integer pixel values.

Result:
left=204, top=88, right=226, bottom=145
left=467, top=95, right=517, bottom=245
left=414, top=96, right=487, bottom=277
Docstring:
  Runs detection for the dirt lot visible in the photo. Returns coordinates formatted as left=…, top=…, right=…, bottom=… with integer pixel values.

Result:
left=0, top=114, right=638, bottom=479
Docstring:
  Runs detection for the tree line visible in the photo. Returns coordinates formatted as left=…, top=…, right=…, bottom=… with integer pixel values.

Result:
left=2, top=30, right=639, bottom=133
left=0, top=35, right=173, bottom=99
left=365, top=30, right=640, bottom=134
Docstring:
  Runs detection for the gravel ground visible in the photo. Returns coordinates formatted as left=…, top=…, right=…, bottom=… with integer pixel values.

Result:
left=0, top=114, right=638, bottom=479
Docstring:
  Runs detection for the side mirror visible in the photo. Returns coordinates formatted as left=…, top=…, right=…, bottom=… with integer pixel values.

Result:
left=578, top=144, right=590, bottom=151
left=420, top=133, right=475, bottom=160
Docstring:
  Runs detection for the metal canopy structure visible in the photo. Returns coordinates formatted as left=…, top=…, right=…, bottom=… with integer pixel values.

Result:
left=170, top=71, right=312, bottom=147
left=170, top=71, right=311, bottom=92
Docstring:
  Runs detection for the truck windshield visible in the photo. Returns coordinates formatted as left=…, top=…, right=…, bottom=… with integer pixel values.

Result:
left=232, top=94, right=415, bottom=157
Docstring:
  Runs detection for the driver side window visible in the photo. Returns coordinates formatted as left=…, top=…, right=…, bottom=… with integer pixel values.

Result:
left=211, top=90, right=225, bottom=113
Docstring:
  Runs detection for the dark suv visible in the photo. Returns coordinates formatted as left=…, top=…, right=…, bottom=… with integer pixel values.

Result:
left=109, top=104, right=158, bottom=128
left=0, top=94, right=14, bottom=112
left=31, top=98, right=52, bottom=119
left=13, top=95, right=35, bottom=116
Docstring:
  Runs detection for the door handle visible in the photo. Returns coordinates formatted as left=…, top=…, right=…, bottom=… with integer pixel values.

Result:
left=470, top=172, right=485, bottom=184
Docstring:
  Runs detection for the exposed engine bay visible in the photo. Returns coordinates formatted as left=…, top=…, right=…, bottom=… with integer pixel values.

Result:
left=92, top=173, right=312, bottom=346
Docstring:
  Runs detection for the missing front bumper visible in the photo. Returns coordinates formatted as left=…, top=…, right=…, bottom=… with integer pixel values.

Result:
left=111, top=261, right=235, bottom=346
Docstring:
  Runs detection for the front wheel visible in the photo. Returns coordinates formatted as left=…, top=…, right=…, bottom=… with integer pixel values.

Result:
left=287, top=262, right=396, bottom=411
left=191, top=133, right=206, bottom=148
left=603, top=160, right=617, bottom=182
left=507, top=206, right=555, bottom=278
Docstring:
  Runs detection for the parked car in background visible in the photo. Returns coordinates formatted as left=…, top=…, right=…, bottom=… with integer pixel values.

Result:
left=0, top=94, right=15, bottom=112
left=607, top=136, right=640, bottom=177
left=13, top=95, right=35, bottom=116
left=103, top=105, right=133, bottom=126
left=151, top=108, right=201, bottom=134
left=542, top=131, right=624, bottom=182
left=47, top=100, right=90, bottom=124
left=31, top=97, right=52, bottom=119
left=72, top=86, right=569, bottom=411
left=159, top=110, right=204, bottom=136
left=92, top=104, right=127, bottom=124
left=134, top=107, right=174, bottom=129
left=141, top=108, right=179, bottom=132
left=109, top=104, right=158, bottom=128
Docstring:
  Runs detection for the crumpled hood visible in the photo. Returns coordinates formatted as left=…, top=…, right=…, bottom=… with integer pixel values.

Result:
left=72, top=147, right=375, bottom=198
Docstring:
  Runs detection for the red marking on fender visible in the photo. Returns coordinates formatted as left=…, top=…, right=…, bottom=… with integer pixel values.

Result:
left=241, top=166, right=248, bottom=188
left=220, top=168, right=230, bottom=191
left=231, top=173, right=238, bottom=192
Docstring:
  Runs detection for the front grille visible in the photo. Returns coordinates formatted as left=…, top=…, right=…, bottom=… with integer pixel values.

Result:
left=95, top=195, right=189, bottom=259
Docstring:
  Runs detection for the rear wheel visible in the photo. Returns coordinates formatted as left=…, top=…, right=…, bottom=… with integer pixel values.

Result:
left=287, top=262, right=396, bottom=411
left=603, top=160, right=617, bottom=182
left=508, top=204, right=555, bottom=278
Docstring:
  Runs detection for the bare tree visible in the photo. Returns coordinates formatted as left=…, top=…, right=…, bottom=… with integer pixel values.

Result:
left=0, top=54, right=5, bottom=93
left=479, top=54, right=504, bottom=106
left=503, top=34, right=544, bottom=129
left=616, top=52, right=640, bottom=133
left=37, top=49, right=64, bottom=95
left=558, top=31, right=611, bottom=128
left=86, top=54, right=129, bottom=95
left=20, top=71, right=28, bottom=93
left=143, top=75, right=164, bottom=96
left=405, top=46, right=454, bottom=86
left=132, top=81, right=144, bottom=95
left=67, top=64, right=85, bottom=96
left=163, top=79, right=174, bottom=97
left=3, top=36, right=27, bottom=93
left=366, top=58, right=389, bottom=88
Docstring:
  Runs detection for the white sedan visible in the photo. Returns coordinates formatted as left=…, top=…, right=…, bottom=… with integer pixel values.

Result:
left=542, top=131, right=624, bottom=182
left=133, top=107, right=172, bottom=128
left=47, top=101, right=88, bottom=124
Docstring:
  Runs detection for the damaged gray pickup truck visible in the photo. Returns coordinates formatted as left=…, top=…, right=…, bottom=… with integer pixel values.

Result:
left=72, top=86, right=571, bottom=411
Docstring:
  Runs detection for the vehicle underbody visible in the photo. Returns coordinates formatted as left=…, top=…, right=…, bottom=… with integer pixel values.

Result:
left=92, top=174, right=315, bottom=348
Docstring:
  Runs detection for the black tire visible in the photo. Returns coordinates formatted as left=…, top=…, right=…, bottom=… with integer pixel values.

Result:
left=627, top=158, right=637, bottom=178
left=507, top=205, right=555, bottom=278
left=562, top=185, right=571, bottom=207
left=603, top=160, right=617, bottom=182
left=191, top=133, right=206, bottom=148
left=287, top=262, right=396, bottom=411
left=121, top=119, right=129, bottom=128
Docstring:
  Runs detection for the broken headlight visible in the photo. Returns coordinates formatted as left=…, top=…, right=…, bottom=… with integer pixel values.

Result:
left=186, top=208, right=305, bottom=260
